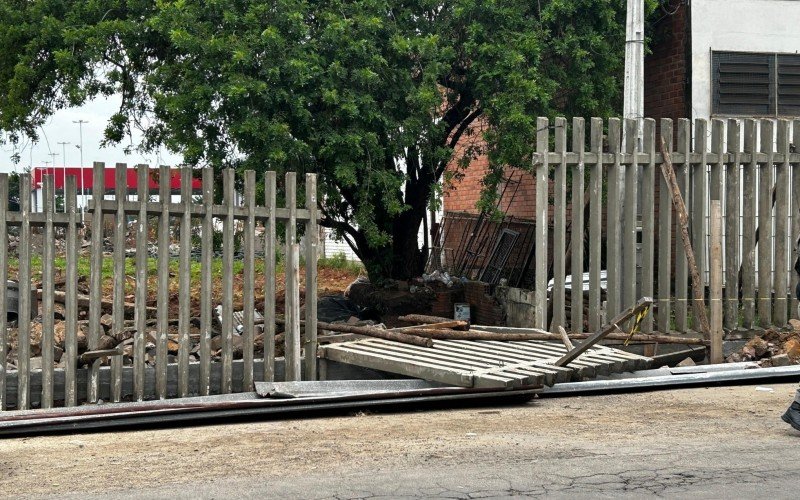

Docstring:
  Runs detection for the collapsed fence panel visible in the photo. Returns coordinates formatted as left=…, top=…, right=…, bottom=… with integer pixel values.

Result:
left=435, top=116, right=800, bottom=337
left=1, top=166, right=318, bottom=411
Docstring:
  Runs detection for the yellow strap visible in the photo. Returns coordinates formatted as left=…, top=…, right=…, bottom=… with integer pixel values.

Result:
left=624, top=306, right=651, bottom=346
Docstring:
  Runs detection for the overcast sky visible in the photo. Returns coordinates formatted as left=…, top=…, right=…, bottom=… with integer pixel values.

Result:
left=0, top=94, right=183, bottom=174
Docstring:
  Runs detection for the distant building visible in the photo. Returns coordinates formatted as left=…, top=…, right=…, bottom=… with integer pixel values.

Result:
left=30, top=166, right=202, bottom=211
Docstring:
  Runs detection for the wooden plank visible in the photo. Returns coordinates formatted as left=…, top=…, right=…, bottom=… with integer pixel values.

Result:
left=156, top=164, right=171, bottom=399
left=641, top=119, right=656, bottom=333
left=571, top=117, right=585, bottom=333
left=178, top=167, right=192, bottom=397
left=264, top=171, right=277, bottom=382
left=552, top=117, right=567, bottom=329
left=725, top=119, right=741, bottom=330
left=758, top=119, right=774, bottom=327
left=134, top=166, right=148, bottom=401
left=555, top=297, right=653, bottom=367
left=606, top=118, right=622, bottom=318
left=242, top=170, right=256, bottom=391
left=692, top=119, right=708, bottom=310
left=775, top=120, right=790, bottom=325
left=623, top=118, right=639, bottom=310
left=0, top=174, right=6, bottom=410
left=64, top=176, right=78, bottom=406
left=588, top=118, right=603, bottom=331
left=742, top=119, right=758, bottom=328
left=285, top=172, right=301, bottom=380
left=535, top=117, right=549, bottom=330
left=304, top=174, right=318, bottom=380
left=221, top=169, right=235, bottom=393
left=111, top=163, right=127, bottom=403
left=88, top=163, right=105, bottom=403
left=793, top=120, right=800, bottom=319
left=657, top=119, right=674, bottom=332
left=674, top=119, right=690, bottom=332
left=659, top=139, right=712, bottom=340
left=199, top=168, right=214, bottom=396
left=41, top=175, right=55, bottom=408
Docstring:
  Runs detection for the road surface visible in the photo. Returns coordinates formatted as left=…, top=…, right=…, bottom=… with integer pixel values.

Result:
left=2, top=383, right=800, bottom=498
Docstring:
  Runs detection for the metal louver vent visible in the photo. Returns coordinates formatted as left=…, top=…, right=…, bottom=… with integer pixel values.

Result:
left=712, top=52, right=774, bottom=115
left=778, top=54, right=800, bottom=116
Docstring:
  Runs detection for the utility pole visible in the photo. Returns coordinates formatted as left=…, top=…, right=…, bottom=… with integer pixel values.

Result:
left=58, top=141, right=70, bottom=212
left=623, top=0, right=645, bottom=149
left=73, top=119, right=88, bottom=210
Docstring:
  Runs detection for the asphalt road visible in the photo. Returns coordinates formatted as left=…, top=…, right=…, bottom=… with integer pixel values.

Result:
left=3, top=383, right=800, bottom=499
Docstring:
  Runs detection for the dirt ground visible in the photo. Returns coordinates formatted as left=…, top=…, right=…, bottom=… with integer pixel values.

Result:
left=1, top=383, right=799, bottom=498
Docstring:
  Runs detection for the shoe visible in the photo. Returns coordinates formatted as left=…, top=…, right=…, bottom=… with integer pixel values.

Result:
left=781, top=401, right=800, bottom=432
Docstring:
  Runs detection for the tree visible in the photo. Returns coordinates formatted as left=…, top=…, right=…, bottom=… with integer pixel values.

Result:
left=0, top=0, right=655, bottom=281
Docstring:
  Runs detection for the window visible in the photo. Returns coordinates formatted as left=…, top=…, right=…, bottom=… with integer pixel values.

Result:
left=712, top=51, right=800, bottom=116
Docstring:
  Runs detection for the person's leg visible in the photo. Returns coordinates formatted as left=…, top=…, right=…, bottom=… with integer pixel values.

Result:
left=783, top=389, right=800, bottom=431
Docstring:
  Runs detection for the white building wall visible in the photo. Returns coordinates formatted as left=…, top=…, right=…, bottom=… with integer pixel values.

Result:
left=691, top=0, right=800, bottom=121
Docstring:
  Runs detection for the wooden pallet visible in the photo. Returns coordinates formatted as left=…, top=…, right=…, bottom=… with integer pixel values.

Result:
left=320, top=339, right=651, bottom=389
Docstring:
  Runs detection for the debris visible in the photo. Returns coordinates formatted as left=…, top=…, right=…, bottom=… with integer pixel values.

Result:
left=317, top=321, right=433, bottom=347
left=557, top=326, right=574, bottom=350
left=755, top=386, right=774, bottom=393
left=676, top=357, right=696, bottom=367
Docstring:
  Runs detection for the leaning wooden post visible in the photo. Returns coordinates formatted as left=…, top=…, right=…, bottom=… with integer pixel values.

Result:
left=709, top=200, right=724, bottom=363
left=659, top=139, right=712, bottom=341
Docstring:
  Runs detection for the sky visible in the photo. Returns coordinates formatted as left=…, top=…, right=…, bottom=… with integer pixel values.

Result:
left=0, top=94, right=183, bottom=174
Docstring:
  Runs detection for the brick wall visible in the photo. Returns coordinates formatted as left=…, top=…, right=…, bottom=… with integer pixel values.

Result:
left=644, top=2, right=690, bottom=122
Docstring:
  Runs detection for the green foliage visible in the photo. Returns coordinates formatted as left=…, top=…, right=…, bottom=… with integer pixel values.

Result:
left=318, top=252, right=365, bottom=275
left=0, top=0, right=653, bottom=280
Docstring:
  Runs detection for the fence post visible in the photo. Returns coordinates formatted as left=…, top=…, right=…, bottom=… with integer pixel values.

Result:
left=792, top=120, right=800, bottom=319
left=534, top=117, right=549, bottom=330
left=570, top=117, right=585, bottom=333
left=285, top=172, right=301, bottom=380
left=156, top=164, right=171, bottom=399
left=725, top=120, right=741, bottom=331
left=199, top=168, right=214, bottom=395
left=606, top=118, right=622, bottom=318
left=178, top=167, right=192, bottom=397
left=41, top=175, right=55, bottom=408
left=552, top=117, right=567, bottom=330
left=134, top=166, right=148, bottom=401
left=65, top=176, right=78, bottom=406
left=657, top=119, right=674, bottom=333
left=623, top=118, right=639, bottom=309
left=111, top=163, right=127, bottom=402
left=758, top=119, right=774, bottom=327
left=242, top=170, right=256, bottom=390
left=775, top=120, right=790, bottom=325
left=88, top=162, right=105, bottom=403
left=710, top=200, right=724, bottom=363
left=264, top=171, right=277, bottom=382
left=221, top=168, right=235, bottom=393
left=641, top=119, right=656, bottom=333
left=692, top=119, right=708, bottom=303
left=674, top=119, right=690, bottom=332
left=304, top=173, right=318, bottom=380
left=742, top=120, right=758, bottom=328
left=588, top=118, right=603, bottom=331
left=0, top=174, right=8, bottom=410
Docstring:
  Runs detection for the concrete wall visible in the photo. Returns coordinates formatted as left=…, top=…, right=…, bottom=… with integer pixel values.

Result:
left=691, top=0, right=800, bottom=120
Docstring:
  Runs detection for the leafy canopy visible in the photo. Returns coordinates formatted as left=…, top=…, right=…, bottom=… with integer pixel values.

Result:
left=0, top=0, right=656, bottom=279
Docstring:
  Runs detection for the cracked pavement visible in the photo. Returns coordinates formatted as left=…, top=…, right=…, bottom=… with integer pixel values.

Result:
left=2, top=383, right=800, bottom=498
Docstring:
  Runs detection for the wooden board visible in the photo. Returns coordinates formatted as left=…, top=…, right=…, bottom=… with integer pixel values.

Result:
left=320, top=339, right=652, bottom=389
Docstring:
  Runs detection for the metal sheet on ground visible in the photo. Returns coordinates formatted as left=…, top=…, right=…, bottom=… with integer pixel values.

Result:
left=320, top=339, right=652, bottom=388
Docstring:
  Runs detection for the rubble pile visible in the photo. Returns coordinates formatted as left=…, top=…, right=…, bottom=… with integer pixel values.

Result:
left=726, top=320, right=800, bottom=367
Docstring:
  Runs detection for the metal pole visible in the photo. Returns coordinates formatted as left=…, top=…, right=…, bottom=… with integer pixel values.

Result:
left=73, top=120, right=87, bottom=211
left=623, top=0, right=644, bottom=149
left=58, top=141, right=70, bottom=212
